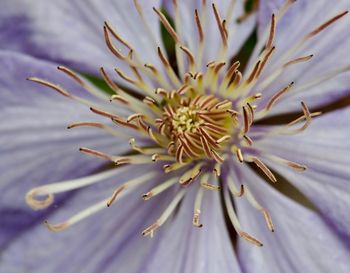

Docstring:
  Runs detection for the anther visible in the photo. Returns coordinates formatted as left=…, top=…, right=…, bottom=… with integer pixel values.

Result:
left=252, top=157, right=277, bottom=183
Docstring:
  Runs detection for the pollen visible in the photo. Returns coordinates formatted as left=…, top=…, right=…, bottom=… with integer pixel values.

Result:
left=157, top=93, right=234, bottom=163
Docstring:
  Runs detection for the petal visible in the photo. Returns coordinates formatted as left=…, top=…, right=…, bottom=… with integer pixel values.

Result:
left=164, top=0, right=256, bottom=68
left=251, top=0, right=350, bottom=114
left=0, top=165, right=165, bottom=273
left=0, top=0, right=162, bottom=75
left=0, top=51, right=129, bottom=210
left=0, top=166, right=241, bottom=273
left=145, top=186, right=242, bottom=273
left=235, top=165, right=350, bottom=273
left=254, top=106, right=350, bottom=240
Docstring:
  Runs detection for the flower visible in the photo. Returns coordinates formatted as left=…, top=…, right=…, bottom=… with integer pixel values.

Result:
left=1, top=0, right=350, bottom=272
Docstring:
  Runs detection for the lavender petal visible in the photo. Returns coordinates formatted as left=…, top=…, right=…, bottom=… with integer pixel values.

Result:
left=0, top=51, right=129, bottom=211
left=235, top=164, right=350, bottom=273
left=252, top=0, right=350, bottom=115
left=0, top=0, right=163, bottom=76
left=254, top=106, right=350, bottom=241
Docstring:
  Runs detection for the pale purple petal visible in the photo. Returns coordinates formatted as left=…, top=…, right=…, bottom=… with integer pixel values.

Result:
left=0, top=51, right=129, bottom=210
left=164, top=0, right=256, bottom=68
left=145, top=186, right=241, bottom=273
left=0, top=164, right=240, bottom=273
left=0, top=165, right=164, bottom=273
left=254, top=106, right=350, bottom=240
left=0, top=0, right=162, bottom=76
left=234, top=164, right=350, bottom=273
left=251, top=0, right=350, bottom=115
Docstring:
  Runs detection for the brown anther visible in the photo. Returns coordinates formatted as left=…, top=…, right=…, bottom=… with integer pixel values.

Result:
left=79, top=147, right=114, bottom=162
left=306, top=11, right=348, bottom=39
left=142, top=192, right=153, bottom=201
left=104, top=21, right=133, bottom=50
left=127, top=113, right=144, bottom=123
left=261, top=208, right=274, bottom=232
left=157, top=47, right=171, bottom=67
left=236, top=148, right=244, bottom=163
left=242, top=106, right=250, bottom=134
left=103, top=26, right=128, bottom=60
left=100, top=67, right=120, bottom=92
left=246, top=61, right=261, bottom=84
left=143, top=96, right=157, bottom=106
left=243, top=135, right=253, bottom=146
left=144, top=63, right=158, bottom=74
left=266, top=14, right=276, bottom=49
left=90, top=107, right=122, bottom=120
left=110, top=94, right=129, bottom=105
left=286, top=161, right=307, bottom=172
left=107, top=185, right=126, bottom=207
left=142, top=222, right=160, bottom=237
left=256, top=46, right=276, bottom=78
left=266, top=82, right=294, bottom=111
left=44, top=221, right=68, bottom=232
left=212, top=3, right=228, bottom=47
left=239, top=231, right=263, bottom=247
left=193, top=210, right=203, bottom=228
left=179, top=46, right=195, bottom=67
left=283, top=54, right=314, bottom=68
left=194, top=9, right=204, bottom=42
left=153, top=7, right=180, bottom=43
left=27, top=77, right=70, bottom=97
left=115, top=68, right=137, bottom=84
left=67, top=122, right=104, bottom=130
left=201, top=182, right=221, bottom=191
left=57, top=66, right=85, bottom=86
left=288, top=111, right=321, bottom=126
left=114, top=157, right=132, bottom=166
left=224, top=61, right=241, bottom=81
left=252, top=157, right=277, bottom=183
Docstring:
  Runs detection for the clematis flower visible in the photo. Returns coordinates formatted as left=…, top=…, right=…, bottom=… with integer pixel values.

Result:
left=1, top=0, right=350, bottom=272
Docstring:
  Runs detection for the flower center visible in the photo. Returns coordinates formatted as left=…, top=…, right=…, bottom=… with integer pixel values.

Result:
left=171, top=106, right=200, bottom=134
left=156, top=93, right=235, bottom=163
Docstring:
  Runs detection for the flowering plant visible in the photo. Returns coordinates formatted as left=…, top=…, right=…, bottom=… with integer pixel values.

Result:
left=1, top=0, right=350, bottom=272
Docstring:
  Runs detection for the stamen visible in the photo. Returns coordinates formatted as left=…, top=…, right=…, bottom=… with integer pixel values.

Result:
left=104, top=21, right=134, bottom=51
left=110, top=95, right=130, bottom=105
left=245, top=187, right=274, bottom=232
left=251, top=157, right=277, bottom=183
left=142, top=190, right=186, bottom=237
left=283, top=54, right=314, bottom=68
left=305, top=11, right=348, bottom=39
left=224, top=187, right=263, bottom=247
left=179, top=45, right=195, bottom=70
left=107, top=172, right=156, bottom=207
left=45, top=198, right=109, bottom=232
left=266, top=14, right=276, bottom=49
left=153, top=7, right=180, bottom=44
left=212, top=3, right=228, bottom=47
left=194, top=9, right=204, bottom=43
left=227, top=174, right=244, bottom=197
left=67, top=122, right=128, bottom=139
left=288, top=111, right=322, bottom=126
left=27, top=77, right=70, bottom=97
left=246, top=61, right=261, bottom=84
left=179, top=163, right=203, bottom=186
left=265, top=82, right=294, bottom=111
left=79, top=147, right=115, bottom=162
left=193, top=187, right=204, bottom=227
left=26, top=168, right=121, bottom=210
left=142, top=177, right=178, bottom=200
